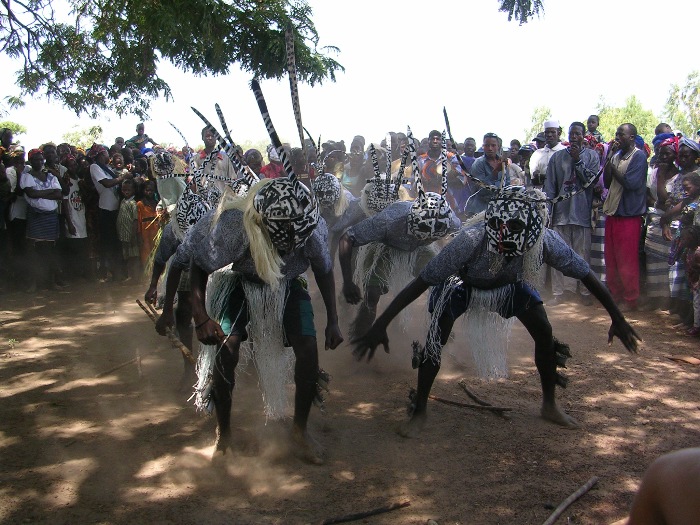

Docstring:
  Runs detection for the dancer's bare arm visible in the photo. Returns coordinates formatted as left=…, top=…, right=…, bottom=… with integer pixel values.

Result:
left=352, top=276, right=430, bottom=361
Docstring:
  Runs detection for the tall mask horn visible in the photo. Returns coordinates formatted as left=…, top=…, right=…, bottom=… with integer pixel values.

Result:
left=441, top=131, right=448, bottom=197
left=407, top=126, right=425, bottom=203
left=286, top=24, right=306, bottom=157
left=250, top=79, right=297, bottom=182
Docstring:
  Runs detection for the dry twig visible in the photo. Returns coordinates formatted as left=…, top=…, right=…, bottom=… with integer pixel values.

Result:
left=541, top=476, right=599, bottom=525
left=317, top=500, right=410, bottom=525
left=429, top=394, right=511, bottom=412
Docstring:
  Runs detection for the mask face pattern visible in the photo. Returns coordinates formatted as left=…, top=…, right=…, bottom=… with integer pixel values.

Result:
left=176, top=187, right=210, bottom=236
left=365, top=181, right=398, bottom=213
left=153, top=151, right=175, bottom=176
left=311, top=173, right=341, bottom=209
left=408, top=191, right=452, bottom=240
left=254, top=179, right=319, bottom=252
left=485, top=187, right=544, bottom=257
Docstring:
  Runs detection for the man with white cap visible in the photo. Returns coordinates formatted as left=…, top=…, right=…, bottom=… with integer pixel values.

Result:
left=530, top=119, right=566, bottom=187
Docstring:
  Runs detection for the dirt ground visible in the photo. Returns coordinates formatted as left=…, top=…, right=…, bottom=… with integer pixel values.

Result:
left=1, top=278, right=699, bottom=525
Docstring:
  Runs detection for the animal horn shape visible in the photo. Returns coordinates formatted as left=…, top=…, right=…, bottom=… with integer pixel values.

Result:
left=441, top=131, right=448, bottom=197
left=250, top=79, right=297, bottom=182
left=407, top=127, right=425, bottom=203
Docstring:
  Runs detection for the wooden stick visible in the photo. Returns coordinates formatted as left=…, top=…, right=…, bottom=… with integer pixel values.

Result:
left=541, top=476, right=599, bottom=525
left=318, top=500, right=410, bottom=525
left=96, top=357, right=139, bottom=378
left=429, top=394, right=511, bottom=412
left=136, top=300, right=195, bottom=365
left=457, top=379, right=493, bottom=406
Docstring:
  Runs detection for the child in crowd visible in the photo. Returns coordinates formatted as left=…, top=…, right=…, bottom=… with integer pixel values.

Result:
left=116, top=178, right=140, bottom=281
left=136, top=180, right=159, bottom=267
left=61, top=155, right=89, bottom=280
left=662, top=173, right=700, bottom=334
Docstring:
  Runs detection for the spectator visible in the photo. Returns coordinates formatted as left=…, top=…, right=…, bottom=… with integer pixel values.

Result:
left=89, top=143, right=131, bottom=282
left=530, top=119, right=566, bottom=187
left=603, top=123, right=648, bottom=311
left=60, top=154, right=89, bottom=281
left=117, top=178, right=140, bottom=281
left=544, top=122, right=601, bottom=306
left=21, top=149, right=63, bottom=292
left=260, top=144, right=286, bottom=179
left=461, top=137, right=477, bottom=174
left=586, top=115, right=604, bottom=143
left=465, top=132, right=523, bottom=215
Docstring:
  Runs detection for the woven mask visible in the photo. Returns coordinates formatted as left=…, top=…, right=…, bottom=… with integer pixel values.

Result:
left=253, top=178, right=320, bottom=252
left=311, top=173, right=342, bottom=209
left=152, top=151, right=175, bottom=177
left=485, top=186, right=545, bottom=257
left=175, top=187, right=210, bottom=240
left=407, top=128, right=453, bottom=240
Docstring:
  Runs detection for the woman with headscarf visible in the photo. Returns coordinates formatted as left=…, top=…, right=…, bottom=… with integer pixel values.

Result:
left=660, top=137, right=700, bottom=324
left=644, top=136, right=681, bottom=310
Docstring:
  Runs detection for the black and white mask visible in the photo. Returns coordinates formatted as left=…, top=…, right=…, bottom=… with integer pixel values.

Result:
left=485, top=186, right=544, bottom=257
left=408, top=192, right=453, bottom=241
left=253, top=178, right=319, bottom=252
left=174, top=187, right=210, bottom=241
left=311, top=173, right=341, bottom=209
left=153, top=151, right=175, bottom=177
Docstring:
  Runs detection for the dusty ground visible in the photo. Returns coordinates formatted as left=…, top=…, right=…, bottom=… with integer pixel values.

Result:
left=1, top=278, right=699, bottom=525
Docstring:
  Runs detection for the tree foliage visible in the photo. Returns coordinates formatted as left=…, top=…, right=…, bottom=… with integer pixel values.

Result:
left=596, top=96, right=658, bottom=144
left=0, top=120, right=27, bottom=137
left=522, top=105, right=552, bottom=144
left=498, top=0, right=544, bottom=24
left=0, top=0, right=343, bottom=119
left=663, top=71, right=700, bottom=139
left=62, top=125, right=104, bottom=150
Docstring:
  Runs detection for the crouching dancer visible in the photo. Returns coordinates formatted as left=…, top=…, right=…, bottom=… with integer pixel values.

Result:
left=162, top=175, right=343, bottom=463
left=353, top=184, right=640, bottom=436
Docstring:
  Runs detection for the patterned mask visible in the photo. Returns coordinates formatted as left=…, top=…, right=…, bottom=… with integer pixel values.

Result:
left=253, top=178, right=319, bottom=252
left=485, top=186, right=545, bottom=257
left=228, top=178, right=252, bottom=198
left=408, top=192, right=453, bottom=240
left=174, top=187, right=210, bottom=241
left=311, top=173, right=341, bottom=209
left=363, top=179, right=397, bottom=214
left=152, top=151, right=175, bottom=177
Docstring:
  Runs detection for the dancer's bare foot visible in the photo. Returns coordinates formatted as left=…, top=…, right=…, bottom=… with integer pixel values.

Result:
left=212, top=427, right=233, bottom=459
left=541, top=402, right=579, bottom=428
left=291, top=427, right=324, bottom=465
left=397, top=410, right=427, bottom=438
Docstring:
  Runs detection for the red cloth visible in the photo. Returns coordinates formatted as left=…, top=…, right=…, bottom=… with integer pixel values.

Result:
left=604, top=215, right=642, bottom=305
left=260, top=162, right=285, bottom=179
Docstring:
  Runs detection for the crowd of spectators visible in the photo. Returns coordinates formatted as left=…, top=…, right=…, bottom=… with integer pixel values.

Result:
left=2, top=117, right=700, bottom=336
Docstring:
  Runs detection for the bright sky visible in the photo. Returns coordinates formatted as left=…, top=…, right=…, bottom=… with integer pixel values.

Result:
left=1, top=0, right=696, bottom=150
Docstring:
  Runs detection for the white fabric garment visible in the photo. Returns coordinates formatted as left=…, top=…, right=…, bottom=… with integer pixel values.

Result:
left=20, top=170, right=61, bottom=212
left=90, top=163, right=120, bottom=211
left=65, top=177, right=87, bottom=238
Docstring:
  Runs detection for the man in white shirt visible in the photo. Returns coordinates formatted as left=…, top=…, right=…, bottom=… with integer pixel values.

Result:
left=530, top=119, right=567, bottom=187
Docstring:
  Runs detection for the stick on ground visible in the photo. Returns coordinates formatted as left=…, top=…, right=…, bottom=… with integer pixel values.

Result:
left=429, top=394, right=511, bottom=412
left=542, top=476, right=599, bottom=525
left=96, top=357, right=139, bottom=378
left=136, top=299, right=195, bottom=365
left=318, top=500, right=410, bottom=525
left=458, top=379, right=492, bottom=406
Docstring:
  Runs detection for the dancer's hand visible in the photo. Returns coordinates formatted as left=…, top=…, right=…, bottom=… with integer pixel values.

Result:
left=608, top=317, right=641, bottom=353
left=342, top=281, right=362, bottom=305
left=324, top=323, right=344, bottom=350
left=144, top=285, right=158, bottom=305
left=351, top=323, right=390, bottom=362
left=155, top=310, right=174, bottom=336
left=194, top=317, right=225, bottom=345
